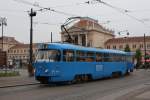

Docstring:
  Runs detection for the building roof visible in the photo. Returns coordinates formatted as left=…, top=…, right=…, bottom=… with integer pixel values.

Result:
left=9, top=44, right=38, bottom=49
left=71, top=19, right=114, bottom=33
left=0, top=36, right=21, bottom=44
left=61, top=17, right=114, bottom=36
left=105, top=36, right=150, bottom=44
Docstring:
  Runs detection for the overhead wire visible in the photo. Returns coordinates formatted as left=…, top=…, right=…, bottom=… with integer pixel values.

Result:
left=13, top=0, right=78, bottom=16
left=33, top=21, right=63, bottom=26
left=51, top=2, right=86, bottom=8
left=90, top=0, right=150, bottom=28
left=12, top=0, right=150, bottom=29
left=127, top=9, right=150, bottom=13
left=94, top=0, right=144, bottom=22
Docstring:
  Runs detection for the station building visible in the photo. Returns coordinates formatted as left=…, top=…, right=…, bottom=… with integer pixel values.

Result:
left=60, top=17, right=115, bottom=48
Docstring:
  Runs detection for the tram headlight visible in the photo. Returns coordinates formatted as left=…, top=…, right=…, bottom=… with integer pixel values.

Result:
left=44, top=69, right=49, bottom=73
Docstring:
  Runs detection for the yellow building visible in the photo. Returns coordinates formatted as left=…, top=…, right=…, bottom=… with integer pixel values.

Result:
left=7, top=44, right=38, bottom=67
left=105, top=36, right=150, bottom=55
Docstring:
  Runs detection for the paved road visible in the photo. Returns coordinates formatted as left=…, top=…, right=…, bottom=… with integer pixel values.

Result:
left=0, top=69, right=150, bottom=100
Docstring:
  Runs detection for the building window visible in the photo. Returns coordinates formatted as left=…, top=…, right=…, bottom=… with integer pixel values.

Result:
left=132, top=44, right=136, bottom=49
left=147, top=44, right=150, bottom=49
left=21, top=50, right=23, bottom=53
left=113, top=45, right=116, bottom=49
left=107, top=45, right=110, bottom=49
left=14, top=50, right=16, bottom=53
left=140, top=44, right=143, bottom=49
left=88, top=40, right=92, bottom=47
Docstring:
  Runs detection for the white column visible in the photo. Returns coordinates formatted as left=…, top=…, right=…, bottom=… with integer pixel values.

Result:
left=85, top=34, right=88, bottom=47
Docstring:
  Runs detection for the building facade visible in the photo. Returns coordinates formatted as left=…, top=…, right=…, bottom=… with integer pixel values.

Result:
left=7, top=44, right=38, bottom=67
left=61, top=17, right=114, bottom=48
left=105, top=36, right=150, bottom=56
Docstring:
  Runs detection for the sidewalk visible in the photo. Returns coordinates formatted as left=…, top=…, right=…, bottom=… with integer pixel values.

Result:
left=0, top=69, right=38, bottom=87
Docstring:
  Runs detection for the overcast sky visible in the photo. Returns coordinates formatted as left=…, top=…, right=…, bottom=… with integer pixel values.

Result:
left=0, top=0, right=150, bottom=43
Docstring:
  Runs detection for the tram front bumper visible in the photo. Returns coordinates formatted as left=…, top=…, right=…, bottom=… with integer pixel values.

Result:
left=35, top=68, right=60, bottom=77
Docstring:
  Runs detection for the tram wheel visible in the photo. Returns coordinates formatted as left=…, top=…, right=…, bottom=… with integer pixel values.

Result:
left=112, top=72, right=122, bottom=78
left=87, top=74, right=92, bottom=81
left=125, top=70, right=130, bottom=75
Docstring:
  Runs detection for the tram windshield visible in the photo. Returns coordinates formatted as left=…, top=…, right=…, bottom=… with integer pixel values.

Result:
left=36, top=49, right=60, bottom=62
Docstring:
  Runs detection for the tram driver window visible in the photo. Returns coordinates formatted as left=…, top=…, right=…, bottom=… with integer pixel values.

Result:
left=63, top=50, right=74, bottom=62
left=36, top=49, right=60, bottom=62
left=48, top=50, right=60, bottom=62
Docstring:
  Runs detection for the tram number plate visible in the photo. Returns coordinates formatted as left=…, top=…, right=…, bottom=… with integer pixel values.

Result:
left=96, top=65, right=103, bottom=71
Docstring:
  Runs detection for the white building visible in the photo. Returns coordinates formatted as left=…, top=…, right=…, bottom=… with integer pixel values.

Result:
left=61, top=17, right=114, bottom=48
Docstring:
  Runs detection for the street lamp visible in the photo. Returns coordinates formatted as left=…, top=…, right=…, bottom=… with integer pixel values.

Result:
left=118, top=30, right=130, bottom=51
left=0, top=17, right=7, bottom=51
left=118, top=30, right=129, bottom=37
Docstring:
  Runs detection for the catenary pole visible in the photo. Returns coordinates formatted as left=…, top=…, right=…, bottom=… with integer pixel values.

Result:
left=28, top=8, right=36, bottom=76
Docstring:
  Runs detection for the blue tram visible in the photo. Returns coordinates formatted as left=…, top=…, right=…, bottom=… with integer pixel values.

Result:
left=33, top=43, right=134, bottom=84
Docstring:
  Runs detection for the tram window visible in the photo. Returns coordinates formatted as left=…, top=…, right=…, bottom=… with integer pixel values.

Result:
left=126, top=56, right=132, bottom=62
left=36, top=49, right=60, bottom=62
left=119, top=55, right=124, bottom=62
left=96, top=53, right=103, bottom=62
left=63, top=50, right=74, bottom=62
left=47, top=50, right=60, bottom=62
left=111, top=54, right=123, bottom=62
left=76, top=50, right=85, bottom=62
left=104, top=53, right=110, bottom=62
left=111, top=54, right=115, bottom=62
left=108, top=53, right=114, bottom=62
left=86, top=51, right=95, bottom=62
left=116, top=54, right=120, bottom=62
left=113, top=54, right=117, bottom=62
left=114, top=54, right=123, bottom=62
left=121, top=55, right=125, bottom=61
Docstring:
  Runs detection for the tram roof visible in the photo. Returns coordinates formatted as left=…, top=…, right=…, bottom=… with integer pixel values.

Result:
left=41, top=43, right=126, bottom=54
